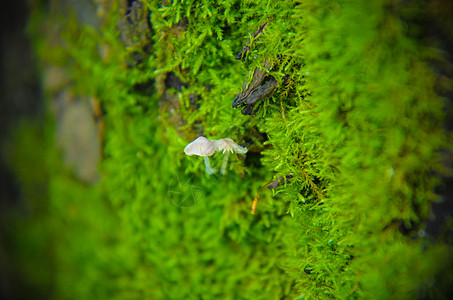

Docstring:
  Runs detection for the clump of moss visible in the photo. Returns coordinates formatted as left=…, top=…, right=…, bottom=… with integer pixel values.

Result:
left=2, top=0, right=452, bottom=299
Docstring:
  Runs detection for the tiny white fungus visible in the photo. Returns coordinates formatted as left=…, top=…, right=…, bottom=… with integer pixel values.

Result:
left=184, top=136, right=248, bottom=175
left=211, top=138, right=248, bottom=175
left=184, top=136, right=216, bottom=175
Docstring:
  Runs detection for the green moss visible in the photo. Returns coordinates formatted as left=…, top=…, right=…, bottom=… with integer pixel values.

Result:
left=2, top=0, right=452, bottom=299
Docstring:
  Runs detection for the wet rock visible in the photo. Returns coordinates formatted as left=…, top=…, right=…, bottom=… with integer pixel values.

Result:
left=55, top=92, right=102, bottom=184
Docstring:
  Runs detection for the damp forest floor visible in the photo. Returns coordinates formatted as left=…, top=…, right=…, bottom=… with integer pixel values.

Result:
left=1, top=1, right=453, bottom=299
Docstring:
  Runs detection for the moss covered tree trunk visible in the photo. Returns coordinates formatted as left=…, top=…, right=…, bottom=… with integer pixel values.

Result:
left=2, top=0, right=453, bottom=299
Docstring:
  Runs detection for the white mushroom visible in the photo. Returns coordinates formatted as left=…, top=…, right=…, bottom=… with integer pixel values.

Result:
left=184, top=136, right=217, bottom=175
left=211, top=138, right=248, bottom=175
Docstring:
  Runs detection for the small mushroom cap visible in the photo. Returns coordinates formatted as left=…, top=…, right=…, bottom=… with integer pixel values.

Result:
left=212, top=138, right=235, bottom=152
left=212, top=138, right=248, bottom=154
left=184, top=136, right=216, bottom=157
left=234, top=144, right=248, bottom=154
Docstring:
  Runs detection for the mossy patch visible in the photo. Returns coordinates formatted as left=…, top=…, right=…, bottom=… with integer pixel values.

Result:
left=2, top=0, right=452, bottom=299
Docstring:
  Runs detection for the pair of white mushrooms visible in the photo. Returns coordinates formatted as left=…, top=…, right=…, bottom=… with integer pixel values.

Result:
left=184, top=136, right=247, bottom=175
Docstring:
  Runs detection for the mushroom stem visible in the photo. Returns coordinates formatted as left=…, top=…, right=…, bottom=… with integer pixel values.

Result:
left=203, top=156, right=216, bottom=175
left=220, top=151, right=230, bottom=175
